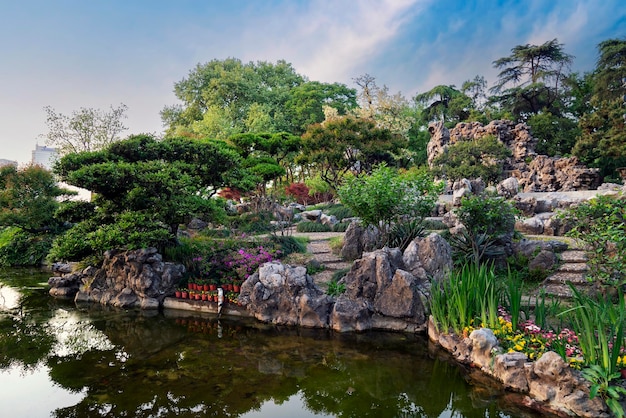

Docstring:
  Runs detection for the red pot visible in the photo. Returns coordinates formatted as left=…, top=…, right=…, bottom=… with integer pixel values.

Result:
left=203, top=284, right=210, bottom=292
left=233, top=285, right=241, bottom=293
left=187, top=283, right=194, bottom=290
left=181, top=292, right=188, bottom=299
left=175, top=291, right=182, bottom=298
left=209, top=284, right=217, bottom=291
left=201, top=294, right=208, bottom=301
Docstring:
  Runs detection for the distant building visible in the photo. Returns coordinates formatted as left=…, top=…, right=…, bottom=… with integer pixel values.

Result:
left=0, top=159, right=18, bottom=167
left=31, top=144, right=58, bottom=170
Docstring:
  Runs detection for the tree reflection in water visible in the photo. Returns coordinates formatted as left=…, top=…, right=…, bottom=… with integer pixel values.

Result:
left=0, top=269, right=547, bottom=418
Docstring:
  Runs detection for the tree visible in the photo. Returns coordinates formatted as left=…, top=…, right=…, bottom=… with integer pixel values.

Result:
left=338, top=164, right=441, bottom=247
left=50, top=134, right=248, bottom=261
left=162, top=58, right=354, bottom=138
left=0, top=164, right=73, bottom=233
left=490, top=39, right=573, bottom=119
left=298, top=116, right=405, bottom=191
left=414, top=85, right=472, bottom=126
left=431, top=135, right=512, bottom=183
left=42, top=103, right=128, bottom=155
left=573, top=38, right=626, bottom=178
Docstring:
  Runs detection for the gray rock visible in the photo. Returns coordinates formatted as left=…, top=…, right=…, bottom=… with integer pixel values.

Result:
left=497, top=177, right=519, bottom=198
left=300, top=210, right=322, bottom=222
left=469, top=328, right=498, bottom=370
left=493, top=352, right=529, bottom=392
left=403, top=233, right=453, bottom=283
left=340, top=222, right=380, bottom=260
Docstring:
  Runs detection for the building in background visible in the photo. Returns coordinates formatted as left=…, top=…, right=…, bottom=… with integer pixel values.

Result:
left=31, top=144, right=58, bottom=169
left=0, top=159, right=18, bottom=167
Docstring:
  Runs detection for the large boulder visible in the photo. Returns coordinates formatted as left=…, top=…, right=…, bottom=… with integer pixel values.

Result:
left=340, top=221, right=380, bottom=260
left=70, top=248, right=185, bottom=309
left=239, top=262, right=333, bottom=328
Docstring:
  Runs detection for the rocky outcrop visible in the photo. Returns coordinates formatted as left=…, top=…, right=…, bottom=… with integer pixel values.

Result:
left=428, top=321, right=610, bottom=417
left=340, top=221, right=380, bottom=260
left=49, top=248, right=185, bottom=309
left=240, top=233, right=453, bottom=333
left=427, top=120, right=601, bottom=192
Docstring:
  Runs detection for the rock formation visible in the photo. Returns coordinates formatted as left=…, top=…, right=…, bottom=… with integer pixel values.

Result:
left=241, top=233, right=453, bottom=333
left=48, top=247, right=185, bottom=309
left=427, top=120, right=601, bottom=192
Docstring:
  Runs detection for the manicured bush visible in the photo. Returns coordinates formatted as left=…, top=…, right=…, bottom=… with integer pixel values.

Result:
left=296, top=222, right=331, bottom=233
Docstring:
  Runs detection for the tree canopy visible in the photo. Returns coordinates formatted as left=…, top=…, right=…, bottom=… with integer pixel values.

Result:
left=42, top=103, right=128, bottom=155
left=50, top=134, right=248, bottom=260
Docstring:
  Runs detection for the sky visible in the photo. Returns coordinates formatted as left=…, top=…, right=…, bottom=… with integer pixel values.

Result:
left=1, top=0, right=624, bottom=164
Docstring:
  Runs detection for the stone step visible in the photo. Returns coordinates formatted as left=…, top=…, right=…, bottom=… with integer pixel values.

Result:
left=545, top=271, right=590, bottom=286
left=559, top=250, right=588, bottom=263
left=540, top=284, right=575, bottom=299
left=557, top=263, right=588, bottom=273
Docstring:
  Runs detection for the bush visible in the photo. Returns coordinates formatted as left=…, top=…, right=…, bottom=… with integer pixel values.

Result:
left=451, top=193, right=518, bottom=265
left=296, top=222, right=331, bottom=233
left=387, top=219, right=426, bottom=251
left=338, top=164, right=442, bottom=247
left=0, top=227, right=53, bottom=267
left=332, top=222, right=350, bottom=232
left=324, top=204, right=353, bottom=221
left=268, top=235, right=307, bottom=256
left=227, top=211, right=275, bottom=234
left=559, top=194, right=626, bottom=286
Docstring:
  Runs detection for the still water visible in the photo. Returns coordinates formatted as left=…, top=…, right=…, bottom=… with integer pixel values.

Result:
left=0, top=268, right=544, bottom=418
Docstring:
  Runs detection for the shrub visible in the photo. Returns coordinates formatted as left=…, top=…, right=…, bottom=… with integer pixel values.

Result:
left=559, top=194, right=626, bottom=286
left=0, top=227, right=53, bottom=267
left=268, top=234, right=307, bottom=256
left=327, top=278, right=346, bottom=297
left=296, top=222, right=331, bottom=233
left=227, top=211, right=275, bottom=234
left=387, top=219, right=426, bottom=251
left=338, top=164, right=442, bottom=248
left=324, top=204, right=353, bottom=221
left=451, top=193, right=518, bottom=265
left=285, top=182, right=310, bottom=205
left=332, top=222, right=350, bottom=232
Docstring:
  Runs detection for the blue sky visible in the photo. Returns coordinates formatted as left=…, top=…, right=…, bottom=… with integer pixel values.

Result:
left=1, top=0, right=624, bottom=163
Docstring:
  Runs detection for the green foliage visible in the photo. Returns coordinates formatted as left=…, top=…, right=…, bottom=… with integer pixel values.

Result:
left=50, top=134, right=245, bottom=261
left=561, top=285, right=625, bottom=374
left=430, top=263, right=504, bottom=334
left=55, top=201, right=96, bottom=224
left=323, top=204, right=353, bottom=221
left=0, top=227, right=53, bottom=267
left=0, top=164, right=74, bottom=233
left=299, top=116, right=405, bottom=191
left=431, top=135, right=512, bottom=183
left=450, top=194, right=517, bottom=265
left=338, top=164, right=442, bottom=247
left=422, top=218, right=447, bottom=231
left=527, top=111, right=580, bottom=156
left=332, top=222, right=351, bottom=232
left=559, top=194, right=626, bottom=286
left=268, top=234, right=307, bottom=256
left=581, top=364, right=626, bottom=418
left=387, top=219, right=426, bottom=251
left=296, top=222, right=331, bottom=233
left=228, top=211, right=275, bottom=234
left=327, top=278, right=346, bottom=297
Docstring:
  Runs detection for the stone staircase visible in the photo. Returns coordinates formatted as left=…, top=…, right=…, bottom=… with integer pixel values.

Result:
left=540, top=249, right=592, bottom=299
left=306, top=238, right=352, bottom=288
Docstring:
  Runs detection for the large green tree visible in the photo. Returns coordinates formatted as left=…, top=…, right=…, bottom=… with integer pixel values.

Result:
left=573, top=38, right=626, bottom=178
left=162, top=58, right=356, bottom=138
left=0, top=164, right=73, bottom=233
left=490, top=39, right=573, bottom=119
left=298, top=116, right=405, bottom=191
left=50, top=134, right=248, bottom=261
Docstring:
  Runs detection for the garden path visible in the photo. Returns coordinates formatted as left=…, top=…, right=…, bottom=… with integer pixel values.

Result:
left=288, top=230, right=352, bottom=288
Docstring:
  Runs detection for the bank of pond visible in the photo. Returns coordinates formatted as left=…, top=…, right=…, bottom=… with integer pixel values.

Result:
left=0, top=267, right=550, bottom=417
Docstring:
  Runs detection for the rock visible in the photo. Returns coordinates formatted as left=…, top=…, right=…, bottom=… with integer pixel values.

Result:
left=240, top=262, right=332, bottom=328
left=340, top=222, right=380, bottom=260
left=469, top=328, right=498, bottom=370
left=330, top=296, right=372, bottom=332
left=65, top=248, right=185, bottom=309
left=402, top=233, right=453, bottom=283
left=493, top=352, right=529, bottom=392
left=515, top=216, right=544, bottom=235
left=427, top=120, right=601, bottom=192
left=300, top=210, right=322, bottom=222
left=497, top=177, right=519, bottom=198
left=320, top=213, right=337, bottom=226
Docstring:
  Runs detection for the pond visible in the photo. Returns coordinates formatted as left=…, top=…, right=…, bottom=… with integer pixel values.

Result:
left=0, top=268, right=546, bottom=418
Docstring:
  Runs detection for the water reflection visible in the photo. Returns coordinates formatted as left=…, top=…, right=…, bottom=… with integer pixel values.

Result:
left=0, top=269, right=547, bottom=417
